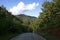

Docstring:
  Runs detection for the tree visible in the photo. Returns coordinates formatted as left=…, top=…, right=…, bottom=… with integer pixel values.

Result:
left=0, top=6, right=29, bottom=34
left=33, top=0, right=60, bottom=31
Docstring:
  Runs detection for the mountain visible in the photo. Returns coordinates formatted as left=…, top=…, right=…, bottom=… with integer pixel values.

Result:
left=16, top=14, right=37, bottom=26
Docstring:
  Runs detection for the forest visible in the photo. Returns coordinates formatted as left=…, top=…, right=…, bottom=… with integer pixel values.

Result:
left=0, top=0, right=60, bottom=40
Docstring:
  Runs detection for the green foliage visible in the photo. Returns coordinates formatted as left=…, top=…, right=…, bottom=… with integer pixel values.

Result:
left=0, top=5, right=33, bottom=40
left=0, top=6, right=29, bottom=35
left=32, top=0, right=60, bottom=40
left=33, top=0, right=60, bottom=31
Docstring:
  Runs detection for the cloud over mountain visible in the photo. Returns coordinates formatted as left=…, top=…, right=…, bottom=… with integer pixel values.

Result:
left=9, top=2, right=39, bottom=15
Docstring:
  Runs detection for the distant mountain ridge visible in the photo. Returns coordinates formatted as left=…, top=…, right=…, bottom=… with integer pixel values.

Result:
left=16, top=14, right=37, bottom=26
left=16, top=14, right=37, bottom=20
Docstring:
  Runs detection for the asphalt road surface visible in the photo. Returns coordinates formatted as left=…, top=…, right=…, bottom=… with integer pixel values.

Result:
left=10, top=33, right=46, bottom=40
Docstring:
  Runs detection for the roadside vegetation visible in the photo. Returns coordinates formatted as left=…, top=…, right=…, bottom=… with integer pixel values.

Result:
left=0, top=0, right=60, bottom=40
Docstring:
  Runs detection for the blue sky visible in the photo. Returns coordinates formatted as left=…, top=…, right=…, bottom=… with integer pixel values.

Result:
left=0, top=0, right=51, bottom=17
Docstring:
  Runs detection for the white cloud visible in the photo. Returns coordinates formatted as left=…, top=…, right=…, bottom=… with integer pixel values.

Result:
left=9, top=2, right=39, bottom=15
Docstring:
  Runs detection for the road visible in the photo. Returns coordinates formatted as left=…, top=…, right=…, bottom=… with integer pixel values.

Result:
left=10, top=33, right=46, bottom=40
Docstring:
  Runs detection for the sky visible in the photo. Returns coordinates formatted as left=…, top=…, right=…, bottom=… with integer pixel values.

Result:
left=0, top=0, right=52, bottom=17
